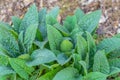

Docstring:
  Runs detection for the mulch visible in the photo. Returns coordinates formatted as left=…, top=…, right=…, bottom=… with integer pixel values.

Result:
left=0, top=0, right=120, bottom=37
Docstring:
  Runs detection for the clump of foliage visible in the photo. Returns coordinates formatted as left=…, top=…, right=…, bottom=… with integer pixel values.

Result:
left=1, top=4, right=120, bottom=80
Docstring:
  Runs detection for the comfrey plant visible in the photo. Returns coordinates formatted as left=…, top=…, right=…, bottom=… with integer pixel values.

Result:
left=0, top=4, right=120, bottom=80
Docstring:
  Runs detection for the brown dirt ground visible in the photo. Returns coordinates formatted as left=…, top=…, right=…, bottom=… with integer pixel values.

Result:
left=0, top=0, right=120, bottom=37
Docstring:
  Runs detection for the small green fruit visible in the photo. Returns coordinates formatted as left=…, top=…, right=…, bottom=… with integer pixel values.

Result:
left=60, top=39, right=73, bottom=52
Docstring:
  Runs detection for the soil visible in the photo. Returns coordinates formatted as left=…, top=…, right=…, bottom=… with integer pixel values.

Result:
left=0, top=0, right=120, bottom=37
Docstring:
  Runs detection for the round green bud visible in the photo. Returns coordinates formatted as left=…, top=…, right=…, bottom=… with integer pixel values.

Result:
left=60, top=39, right=73, bottom=52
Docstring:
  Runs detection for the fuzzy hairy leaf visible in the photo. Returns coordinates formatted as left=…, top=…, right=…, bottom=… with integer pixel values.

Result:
left=18, top=31, right=26, bottom=54
left=86, top=32, right=96, bottom=53
left=0, top=23, right=19, bottom=57
left=109, top=58, right=120, bottom=68
left=12, top=16, right=21, bottom=33
left=47, top=25, right=63, bottom=53
left=24, top=24, right=38, bottom=52
left=97, top=38, right=120, bottom=54
left=46, top=6, right=59, bottom=25
left=27, top=49, right=56, bottom=66
left=73, top=54, right=81, bottom=70
left=46, top=16, right=57, bottom=25
left=74, top=8, right=84, bottom=23
left=19, top=4, right=38, bottom=32
left=0, top=55, right=8, bottom=66
left=83, top=72, right=107, bottom=80
left=9, top=58, right=34, bottom=79
left=54, top=23, right=70, bottom=36
left=108, top=49, right=120, bottom=58
left=86, top=32, right=96, bottom=68
left=53, top=67, right=79, bottom=80
left=57, top=53, right=71, bottom=65
left=63, top=15, right=77, bottom=32
left=0, top=66, right=15, bottom=76
left=77, top=34, right=87, bottom=59
left=93, top=50, right=110, bottom=74
left=79, top=61, right=87, bottom=75
left=38, top=8, right=47, bottom=39
left=34, top=40, right=48, bottom=49
left=78, top=10, right=101, bottom=33
left=47, top=6, right=59, bottom=18
left=109, top=67, right=120, bottom=76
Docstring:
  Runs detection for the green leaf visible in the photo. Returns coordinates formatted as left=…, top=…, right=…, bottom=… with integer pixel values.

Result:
left=0, top=23, right=19, bottom=57
left=93, top=50, right=110, bottom=74
left=19, top=4, right=38, bottom=32
left=34, top=40, right=48, bottom=49
left=53, top=67, right=79, bottom=80
left=97, top=38, right=120, bottom=54
left=73, top=54, right=81, bottom=70
left=78, top=10, right=101, bottom=33
left=0, top=76, right=7, bottom=80
left=83, top=72, right=107, bottom=80
left=79, top=61, right=87, bottom=75
left=46, top=16, right=57, bottom=25
left=86, top=32, right=96, bottom=53
left=109, top=58, right=120, bottom=68
left=9, top=58, right=34, bottom=79
left=27, top=49, right=56, bottom=66
left=0, top=66, right=15, bottom=76
left=24, top=24, right=38, bottom=52
left=77, top=34, right=87, bottom=59
left=54, top=23, right=70, bottom=36
left=63, top=15, right=77, bottom=32
left=47, top=25, right=63, bottom=53
left=37, top=67, right=61, bottom=80
left=74, top=8, right=84, bottom=23
left=47, top=6, right=59, bottom=18
left=0, top=55, right=8, bottom=66
left=12, top=16, right=21, bottom=33
left=0, top=22, right=12, bottom=30
left=56, top=53, right=71, bottom=65
left=109, top=67, right=120, bottom=76
left=86, top=32, right=96, bottom=68
left=108, top=49, right=120, bottom=58
left=46, top=6, right=59, bottom=25
left=38, top=8, right=47, bottom=39
left=18, top=31, right=26, bottom=54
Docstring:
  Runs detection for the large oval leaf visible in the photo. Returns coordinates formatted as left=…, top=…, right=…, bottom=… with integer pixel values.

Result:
left=53, top=67, right=79, bottom=80
left=9, top=58, right=34, bottom=79
left=12, top=16, right=21, bottom=33
left=77, top=34, right=87, bottom=59
left=47, top=25, right=63, bottom=53
left=38, top=8, right=47, bottom=39
left=78, top=10, right=101, bottom=33
left=27, top=49, right=56, bottom=66
left=19, top=4, right=38, bottom=32
left=0, top=23, right=19, bottom=57
left=24, top=24, right=38, bottom=52
left=93, top=50, right=110, bottom=74
left=0, top=66, right=15, bottom=76
left=109, top=58, right=120, bottom=68
left=83, top=72, right=107, bottom=80
left=97, top=38, right=120, bottom=54
left=74, top=8, right=84, bottom=23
